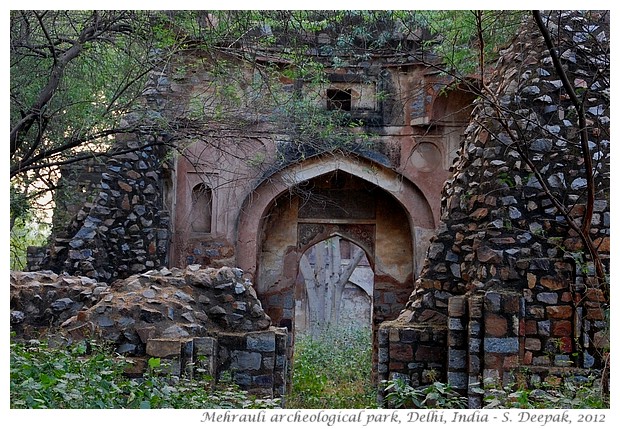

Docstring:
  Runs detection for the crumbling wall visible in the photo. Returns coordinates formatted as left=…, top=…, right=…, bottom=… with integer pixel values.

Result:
left=379, top=10, right=610, bottom=406
left=41, top=135, right=171, bottom=282
left=10, top=266, right=288, bottom=398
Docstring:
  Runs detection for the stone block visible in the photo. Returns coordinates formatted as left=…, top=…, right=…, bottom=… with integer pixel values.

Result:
left=447, top=371, right=468, bottom=389
left=230, top=350, right=262, bottom=371
left=484, top=292, right=501, bottom=312
left=503, top=355, right=519, bottom=369
left=194, top=337, right=217, bottom=355
left=547, top=305, right=573, bottom=319
left=389, top=328, right=400, bottom=342
left=469, top=355, right=480, bottom=373
left=586, top=306, right=605, bottom=320
left=253, top=374, right=274, bottom=387
left=390, top=344, right=413, bottom=361
left=400, top=328, right=419, bottom=343
left=233, top=372, right=252, bottom=386
left=538, top=320, right=551, bottom=336
left=378, top=347, right=389, bottom=364
left=484, top=337, right=519, bottom=354
left=448, top=295, right=467, bottom=317
left=525, top=320, right=537, bottom=335
left=532, top=355, right=551, bottom=366
left=448, top=330, right=465, bottom=347
left=146, top=338, right=182, bottom=358
left=537, top=292, right=558, bottom=304
left=485, top=314, right=508, bottom=337
left=524, top=338, right=541, bottom=351
left=483, top=369, right=500, bottom=386
left=448, top=317, right=465, bottom=331
left=502, top=295, right=520, bottom=313
left=526, top=305, right=545, bottom=319
left=247, top=332, right=276, bottom=352
left=551, top=320, right=572, bottom=336
left=415, top=345, right=443, bottom=362
left=540, top=276, right=566, bottom=290
left=448, top=349, right=467, bottom=370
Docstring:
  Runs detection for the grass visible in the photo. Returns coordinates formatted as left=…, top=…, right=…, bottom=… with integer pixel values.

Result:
left=287, top=326, right=377, bottom=409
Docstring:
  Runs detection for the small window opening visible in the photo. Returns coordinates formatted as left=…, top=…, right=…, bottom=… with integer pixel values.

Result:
left=326, top=88, right=352, bottom=111
left=190, top=183, right=212, bottom=233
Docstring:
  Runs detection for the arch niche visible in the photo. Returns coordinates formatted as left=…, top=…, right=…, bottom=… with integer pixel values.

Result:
left=236, top=155, right=436, bottom=378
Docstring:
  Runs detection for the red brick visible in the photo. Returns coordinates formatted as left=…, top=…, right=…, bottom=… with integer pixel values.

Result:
left=484, top=354, right=501, bottom=369
left=485, top=314, right=508, bottom=337
left=503, top=295, right=520, bottom=313
left=503, top=355, right=519, bottom=369
left=561, top=292, right=573, bottom=302
left=390, top=344, right=413, bottom=361
left=563, top=238, right=583, bottom=251
left=593, top=237, right=610, bottom=252
left=586, top=306, right=605, bottom=320
left=585, top=288, right=606, bottom=302
left=547, top=305, right=573, bottom=319
left=415, top=346, right=443, bottom=361
left=552, top=320, right=572, bottom=336
left=540, top=277, right=567, bottom=291
left=523, top=351, right=533, bottom=365
left=569, top=204, right=586, bottom=217
left=389, top=361, right=405, bottom=370
left=558, top=337, right=573, bottom=353
left=525, top=320, right=538, bottom=335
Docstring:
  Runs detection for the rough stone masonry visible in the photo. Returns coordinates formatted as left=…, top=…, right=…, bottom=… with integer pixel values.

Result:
left=379, top=10, right=609, bottom=406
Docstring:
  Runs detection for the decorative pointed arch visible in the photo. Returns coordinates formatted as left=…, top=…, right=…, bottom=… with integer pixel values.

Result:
left=236, top=154, right=436, bottom=280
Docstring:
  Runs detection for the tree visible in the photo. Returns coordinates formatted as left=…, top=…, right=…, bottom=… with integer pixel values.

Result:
left=10, top=10, right=173, bottom=228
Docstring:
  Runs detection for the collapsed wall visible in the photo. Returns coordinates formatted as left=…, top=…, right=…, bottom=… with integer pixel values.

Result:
left=10, top=266, right=288, bottom=398
left=379, top=10, right=610, bottom=406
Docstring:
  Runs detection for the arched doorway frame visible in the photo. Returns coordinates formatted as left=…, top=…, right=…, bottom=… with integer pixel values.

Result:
left=295, top=232, right=375, bottom=336
left=236, top=154, right=437, bottom=282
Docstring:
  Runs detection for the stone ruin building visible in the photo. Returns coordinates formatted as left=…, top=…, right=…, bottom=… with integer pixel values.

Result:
left=13, top=11, right=609, bottom=405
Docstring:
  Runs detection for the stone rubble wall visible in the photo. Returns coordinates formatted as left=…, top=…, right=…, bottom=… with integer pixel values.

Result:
left=10, top=266, right=288, bottom=398
left=379, top=10, right=609, bottom=405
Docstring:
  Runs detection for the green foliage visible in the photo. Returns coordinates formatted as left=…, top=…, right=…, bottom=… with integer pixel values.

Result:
left=288, top=327, right=376, bottom=409
left=10, top=338, right=280, bottom=409
left=10, top=217, right=50, bottom=271
left=383, top=377, right=468, bottom=409
left=483, top=375, right=608, bottom=409
left=417, top=11, right=526, bottom=77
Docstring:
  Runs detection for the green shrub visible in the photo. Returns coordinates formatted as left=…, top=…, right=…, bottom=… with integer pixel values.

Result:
left=288, top=326, right=376, bottom=408
left=10, top=338, right=280, bottom=409
left=383, top=378, right=468, bottom=409
left=483, top=376, right=608, bottom=409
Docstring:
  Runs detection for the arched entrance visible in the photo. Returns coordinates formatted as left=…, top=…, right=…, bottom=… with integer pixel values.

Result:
left=295, top=236, right=374, bottom=338
left=236, top=156, right=435, bottom=384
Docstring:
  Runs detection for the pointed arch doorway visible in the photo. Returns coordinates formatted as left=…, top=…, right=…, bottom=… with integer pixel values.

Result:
left=294, top=235, right=374, bottom=338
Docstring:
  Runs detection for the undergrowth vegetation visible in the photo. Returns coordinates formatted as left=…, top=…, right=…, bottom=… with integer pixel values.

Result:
left=10, top=338, right=279, bottom=409
left=287, top=327, right=377, bottom=408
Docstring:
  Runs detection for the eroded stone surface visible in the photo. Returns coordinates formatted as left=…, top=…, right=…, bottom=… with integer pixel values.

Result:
left=10, top=266, right=271, bottom=355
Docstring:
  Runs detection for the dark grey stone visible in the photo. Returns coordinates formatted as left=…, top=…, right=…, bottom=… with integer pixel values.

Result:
left=51, top=298, right=74, bottom=312
left=230, top=350, right=262, bottom=371
left=484, top=337, right=519, bottom=354
left=247, top=333, right=275, bottom=352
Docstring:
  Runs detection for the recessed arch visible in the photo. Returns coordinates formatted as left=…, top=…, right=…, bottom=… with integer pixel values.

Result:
left=236, top=154, right=436, bottom=281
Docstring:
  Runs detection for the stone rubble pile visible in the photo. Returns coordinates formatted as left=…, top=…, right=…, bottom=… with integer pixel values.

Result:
left=11, top=266, right=272, bottom=355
